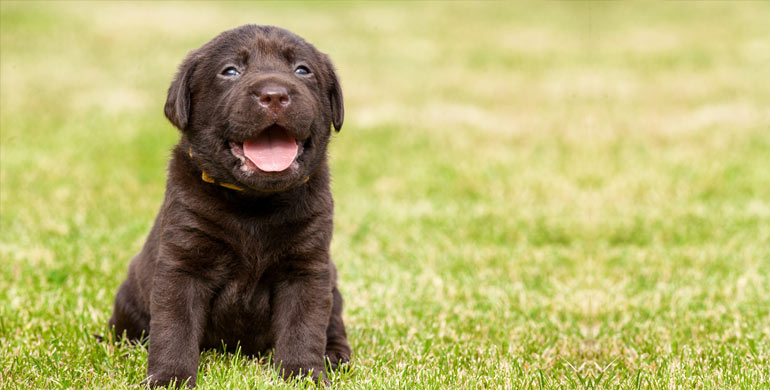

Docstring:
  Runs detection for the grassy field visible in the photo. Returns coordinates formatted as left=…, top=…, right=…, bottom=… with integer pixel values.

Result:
left=2, top=1, right=770, bottom=389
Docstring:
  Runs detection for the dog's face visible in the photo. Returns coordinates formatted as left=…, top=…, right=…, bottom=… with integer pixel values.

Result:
left=164, top=25, right=343, bottom=193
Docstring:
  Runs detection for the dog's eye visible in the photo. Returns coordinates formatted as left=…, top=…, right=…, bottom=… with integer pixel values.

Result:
left=294, top=65, right=311, bottom=75
left=221, top=67, right=240, bottom=77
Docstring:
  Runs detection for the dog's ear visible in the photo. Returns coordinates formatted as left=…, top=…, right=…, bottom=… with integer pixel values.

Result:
left=164, top=50, right=199, bottom=131
left=324, top=55, right=344, bottom=132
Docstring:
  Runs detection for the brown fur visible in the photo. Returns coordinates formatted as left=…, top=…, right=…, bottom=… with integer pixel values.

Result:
left=108, top=25, right=350, bottom=387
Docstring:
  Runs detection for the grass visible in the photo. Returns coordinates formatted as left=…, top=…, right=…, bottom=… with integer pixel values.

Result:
left=2, top=1, right=770, bottom=389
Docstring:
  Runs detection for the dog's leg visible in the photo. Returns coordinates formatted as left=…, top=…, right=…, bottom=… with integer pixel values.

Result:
left=145, top=270, right=212, bottom=388
left=271, top=267, right=332, bottom=383
left=324, top=285, right=351, bottom=370
left=109, top=277, right=151, bottom=342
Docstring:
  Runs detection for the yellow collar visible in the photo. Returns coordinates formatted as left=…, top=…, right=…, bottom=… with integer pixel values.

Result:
left=201, top=171, right=247, bottom=191
left=189, top=148, right=309, bottom=192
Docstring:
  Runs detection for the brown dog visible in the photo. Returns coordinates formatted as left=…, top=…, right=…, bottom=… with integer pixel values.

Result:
left=108, top=25, right=350, bottom=387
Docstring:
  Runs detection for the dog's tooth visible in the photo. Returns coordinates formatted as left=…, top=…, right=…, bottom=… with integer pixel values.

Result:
left=230, top=147, right=247, bottom=163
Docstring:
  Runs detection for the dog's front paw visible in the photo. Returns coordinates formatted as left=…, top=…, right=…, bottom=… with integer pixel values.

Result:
left=276, top=361, right=327, bottom=384
left=142, top=371, right=196, bottom=389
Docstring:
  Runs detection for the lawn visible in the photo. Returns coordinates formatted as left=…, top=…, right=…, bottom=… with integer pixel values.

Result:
left=2, top=1, right=770, bottom=389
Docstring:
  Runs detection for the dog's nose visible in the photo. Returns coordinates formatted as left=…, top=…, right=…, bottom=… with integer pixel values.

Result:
left=256, top=85, right=290, bottom=111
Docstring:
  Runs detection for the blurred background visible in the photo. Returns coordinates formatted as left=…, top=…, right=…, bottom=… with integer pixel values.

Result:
left=1, top=1, right=769, bottom=388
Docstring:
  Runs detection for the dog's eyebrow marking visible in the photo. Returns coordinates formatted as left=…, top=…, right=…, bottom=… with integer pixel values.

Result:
left=281, top=46, right=296, bottom=62
left=237, top=48, right=250, bottom=64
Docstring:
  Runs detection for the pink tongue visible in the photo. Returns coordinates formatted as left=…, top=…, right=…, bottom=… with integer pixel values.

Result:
left=243, top=127, right=298, bottom=172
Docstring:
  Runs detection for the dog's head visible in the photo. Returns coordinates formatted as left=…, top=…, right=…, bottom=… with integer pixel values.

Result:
left=164, top=25, right=343, bottom=193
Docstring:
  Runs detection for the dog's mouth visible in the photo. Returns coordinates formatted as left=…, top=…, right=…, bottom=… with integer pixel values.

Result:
left=229, top=125, right=305, bottom=174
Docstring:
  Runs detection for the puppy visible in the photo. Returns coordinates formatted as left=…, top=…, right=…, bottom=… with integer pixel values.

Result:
left=108, top=25, right=350, bottom=387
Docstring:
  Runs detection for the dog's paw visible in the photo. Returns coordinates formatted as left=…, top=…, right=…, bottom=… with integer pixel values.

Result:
left=141, top=373, right=196, bottom=389
left=276, top=362, right=327, bottom=384
left=324, top=349, right=351, bottom=371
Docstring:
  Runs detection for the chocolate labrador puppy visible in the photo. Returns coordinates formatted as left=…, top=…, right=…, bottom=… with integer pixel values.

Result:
left=108, top=25, right=350, bottom=387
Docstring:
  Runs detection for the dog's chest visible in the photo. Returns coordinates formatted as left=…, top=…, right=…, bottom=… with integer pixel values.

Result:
left=197, top=207, right=324, bottom=351
left=203, top=266, right=275, bottom=352
left=211, top=226, right=278, bottom=314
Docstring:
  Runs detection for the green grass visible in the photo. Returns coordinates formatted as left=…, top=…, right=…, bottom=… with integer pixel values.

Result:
left=2, top=1, right=770, bottom=389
